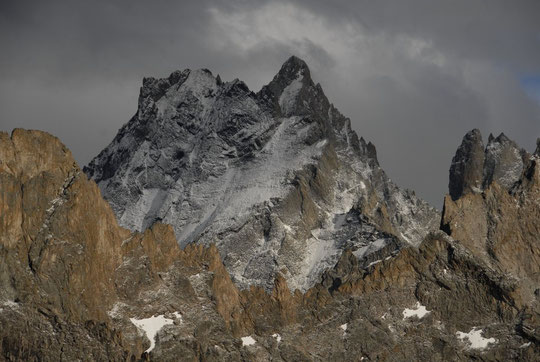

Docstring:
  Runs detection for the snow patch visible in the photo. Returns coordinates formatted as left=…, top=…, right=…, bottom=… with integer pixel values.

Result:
left=241, top=336, right=256, bottom=346
left=130, top=313, right=182, bottom=353
left=2, top=300, right=18, bottom=308
left=367, top=259, right=382, bottom=267
left=316, top=139, right=328, bottom=148
left=456, top=328, right=496, bottom=350
left=402, top=302, right=430, bottom=319
left=279, top=71, right=304, bottom=115
left=289, top=229, right=340, bottom=290
left=354, top=238, right=388, bottom=259
left=272, top=333, right=282, bottom=343
left=340, top=323, right=348, bottom=335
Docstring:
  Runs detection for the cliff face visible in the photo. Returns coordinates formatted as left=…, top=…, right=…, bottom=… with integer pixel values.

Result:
left=0, top=129, right=123, bottom=322
left=0, top=130, right=238, bottom=359
left=442, top=130, right=540, bottom=303
left=84, top=56, right=439, bottom=291
left=448, top=129, right=530, bottom=200
left=1, top=129, right=538, bottom=360
left=441, top=130, right=540, bottom=348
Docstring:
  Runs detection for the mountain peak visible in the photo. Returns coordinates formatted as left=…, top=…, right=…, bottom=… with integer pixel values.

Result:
left=258, top=56, right=328, bottom=117
left=278, top=55, right=311, bottom=80
left=467, top=128, right=483, bottom=139
left=85, top=56, right=439, bottom=292
left=491, top=132, right=511, bottom=144
left=448, top=129, right=529, bottom=200
left=448, top=129, right=485, bottom=200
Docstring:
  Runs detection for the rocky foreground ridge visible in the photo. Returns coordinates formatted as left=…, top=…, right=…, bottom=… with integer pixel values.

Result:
left=84, top=56, right=439, bottom=291
left=1, top=125, right=539, bottom=360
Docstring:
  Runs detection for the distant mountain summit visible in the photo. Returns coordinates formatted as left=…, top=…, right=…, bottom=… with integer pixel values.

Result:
left=85, top=56, right=439, bottom=290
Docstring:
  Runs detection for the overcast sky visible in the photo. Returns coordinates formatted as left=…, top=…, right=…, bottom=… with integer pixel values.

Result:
left=1, top=0, right=539, bottom=207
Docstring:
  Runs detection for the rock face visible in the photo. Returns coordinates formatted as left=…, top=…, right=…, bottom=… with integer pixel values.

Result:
left=442, top=129, right=540, bottom=348
left=0, top=129, right=185, bottom=359
left=84, top=56, right=439, bottom=291
left=448, top=129, right=485, bottom=200
left=442, top=130, right=538, bottom=289
left=1, top=129, right=538, bottom=360
left=448, top=129, right=529, bottom=200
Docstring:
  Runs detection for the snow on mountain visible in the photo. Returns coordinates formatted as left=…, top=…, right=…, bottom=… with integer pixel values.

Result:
left=85, top=56, right=439, bottom=291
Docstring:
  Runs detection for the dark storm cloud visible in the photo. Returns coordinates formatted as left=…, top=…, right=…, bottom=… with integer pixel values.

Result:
left=1, top=0, right=539, bottom=207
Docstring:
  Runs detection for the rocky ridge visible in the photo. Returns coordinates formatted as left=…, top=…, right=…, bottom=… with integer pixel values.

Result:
left=442, top=130, right=540, bottom=311
left=84, top=56, right=439, bottom=291
left=1, top=127, right=539, bottom=360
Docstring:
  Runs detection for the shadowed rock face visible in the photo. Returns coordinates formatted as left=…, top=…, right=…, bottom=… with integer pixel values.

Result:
left=84, top=56, right=439, bottom=291
left=2, top=129, right=539, bottom=360
left=448, top=129, right=485, bottom=200
left=448, top=129, right=529, bottom=201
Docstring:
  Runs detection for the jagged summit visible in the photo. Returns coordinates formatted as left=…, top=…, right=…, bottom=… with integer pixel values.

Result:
left=273, top=55, right=312, bottom=84
left=442, top=128, right=540, bottom=306
left=258, top=55, right=328, bottom=118
left=483, top=131, right=528, bottom=189
left=448, top=129, right=485, bottom=200
left=85, top=56, right=439, bottom=291
left=448, top=129, right=530, bottom=201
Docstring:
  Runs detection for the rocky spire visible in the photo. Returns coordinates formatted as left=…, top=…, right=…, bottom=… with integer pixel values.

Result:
left=448, top=129, right=530, bottom=200
left=535, top=138, right=540, bottom=157
left=482, top=132, right=525, bottom=189
left=448, top=129, right=485, bottom=200
left=274, top=55, right=312, bottom=84
left=258, top=55, right=329, bottom=117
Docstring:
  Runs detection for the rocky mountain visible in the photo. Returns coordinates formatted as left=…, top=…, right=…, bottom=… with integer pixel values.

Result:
left=1, top=129, right=538, bottom=361
left=442, top=129, right=540, bottom=305
left=84, top=56, right=439, bottom=291
left=448, top=129, right=530, bottom=201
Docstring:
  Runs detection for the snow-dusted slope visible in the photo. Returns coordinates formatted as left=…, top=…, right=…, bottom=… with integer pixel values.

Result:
left=85, top=56, right=439, bottom=291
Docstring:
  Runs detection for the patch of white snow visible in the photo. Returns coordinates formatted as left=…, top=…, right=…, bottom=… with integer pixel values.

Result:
left=367, top=259, right=382, bottom=267
left=241, top=336, right=256, bottom=346
left=402, top=302, right=430, bottom=319
left=2, top=300, right=18, bottom=308
left=456, top=328, right=496, bottom=350
left=130, top=313, right=181, bottom=353
left=279, top=71, right=304, bottom=115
